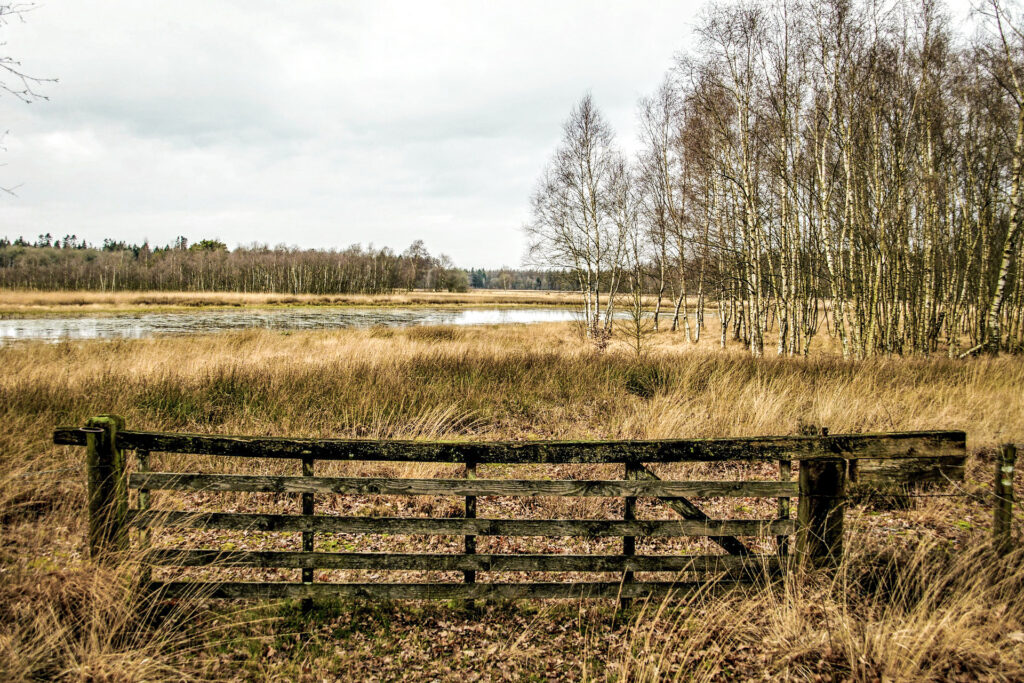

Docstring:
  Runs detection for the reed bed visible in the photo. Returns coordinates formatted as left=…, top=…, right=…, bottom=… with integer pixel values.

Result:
left=0, top=288, right=581, bottom=315
left=1, top=323, right=1022, bottom=680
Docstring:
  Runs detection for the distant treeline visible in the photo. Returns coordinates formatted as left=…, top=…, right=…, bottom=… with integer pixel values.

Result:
left=0, top=235, right=473, bottom=293
left=467, top=268, right=573, bottom=290
left=0, top=234, right=569, bottom=293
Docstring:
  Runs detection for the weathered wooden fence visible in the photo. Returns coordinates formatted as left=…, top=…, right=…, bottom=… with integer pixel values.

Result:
left=54, top=417, right=968, bottom=601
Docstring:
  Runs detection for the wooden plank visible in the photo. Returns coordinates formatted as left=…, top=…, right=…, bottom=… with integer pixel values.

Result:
left=301, top=456, right=314, bottom=612
left=145, top=549, right=784, bottom=573
left=137, top=449, right=152, bottom=585
left=464, top=458, right=477, bottom=587
left=127, top=473, right=799, bottom=498
left=129, top=510, right=795, bottom=537
left=634, top=466, right=750, bottom=556
left=849, top=455, right=967, bottom=490
left=148, top=580, right=749, bottom=600
left=777, top=459, right=791, bottom=557
left=623, top=461, right=639, bottom=606
left=54, top=428, right=966, bottom=463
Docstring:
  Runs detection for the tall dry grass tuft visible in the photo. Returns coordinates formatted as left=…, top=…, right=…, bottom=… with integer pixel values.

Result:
left=826, top=547, right=1024, bottom=680
left=0, top=555, right=202, bottom=681
left=602, top=540, right=1024, bottom=681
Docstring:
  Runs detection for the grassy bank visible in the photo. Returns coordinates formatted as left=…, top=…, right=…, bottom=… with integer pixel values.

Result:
left=1, top=323, right=1022, bottom=680
left=0, top=288, right=583, bottom=317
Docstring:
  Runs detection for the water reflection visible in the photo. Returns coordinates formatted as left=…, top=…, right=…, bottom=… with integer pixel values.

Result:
left=0, top=307, right=585, bottom=343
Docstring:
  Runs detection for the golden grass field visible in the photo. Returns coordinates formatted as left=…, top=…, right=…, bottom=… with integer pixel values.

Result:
left=1, top=321, right=1023, bottom=680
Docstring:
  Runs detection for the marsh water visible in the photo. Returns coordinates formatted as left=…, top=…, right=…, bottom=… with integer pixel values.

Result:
left=0, top=307, right=585, bottom=343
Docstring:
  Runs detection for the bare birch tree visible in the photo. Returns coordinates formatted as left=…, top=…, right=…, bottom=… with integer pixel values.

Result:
left=525, top=94, right=626, bottom=336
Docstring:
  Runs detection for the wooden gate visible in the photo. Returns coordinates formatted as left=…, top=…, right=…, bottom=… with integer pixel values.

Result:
left=54, top=418, right=966, bottom=601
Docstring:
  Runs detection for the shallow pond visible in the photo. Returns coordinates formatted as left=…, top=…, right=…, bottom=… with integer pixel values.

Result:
left=0, top=307, right=585, bottom=343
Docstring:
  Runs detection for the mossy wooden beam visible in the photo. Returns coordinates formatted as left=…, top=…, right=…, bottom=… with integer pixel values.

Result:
left=145, top=549, right=783, bottom=573
left=127, top=473, right=799, bottom=498
left=148, top=580, right=746, bottom=601
left=85, top=415, right=127, bottom=561
left=54, top=428, right=966, bottom=463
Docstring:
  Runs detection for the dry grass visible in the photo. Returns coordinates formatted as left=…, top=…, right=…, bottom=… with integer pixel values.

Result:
left=596, top=537, right=1024, bottom=681
left=1, top=322, right=1022, bottom=680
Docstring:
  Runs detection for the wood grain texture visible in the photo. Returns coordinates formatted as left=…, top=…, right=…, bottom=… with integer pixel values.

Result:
left=849, top=455, right=967, bottom=489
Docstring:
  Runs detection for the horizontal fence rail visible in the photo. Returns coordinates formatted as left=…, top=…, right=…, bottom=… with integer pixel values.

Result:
left=151, top=581, right=735, bottom=601
left=54, top=427, right=966, bottom=463
left=127, top=473, right=800, bottom=498
left=128, top=510, right=796, bottom=537
left=145, top=550, right=782, bottom=573
left=56, top=417, right=970, bottom=605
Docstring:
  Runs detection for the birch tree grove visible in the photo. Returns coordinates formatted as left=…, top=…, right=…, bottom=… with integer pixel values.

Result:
left=526, top=0, right=1024, bottom=356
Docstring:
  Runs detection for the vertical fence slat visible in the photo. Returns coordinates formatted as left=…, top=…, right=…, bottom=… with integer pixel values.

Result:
left=777, top=459, right=791, bottom=557
left=85, top=428, right=104, bottom=557
left=85, top=415, right=127, bottom=561
left=137, top=449, right=151, bottom=584
left=301, top=455, right=314, bottom=612
left=995, top=444, right=1017, bottom=556
left=622, top=460, right=639, bottom=608
left=464, top=458, right=477, bottom=587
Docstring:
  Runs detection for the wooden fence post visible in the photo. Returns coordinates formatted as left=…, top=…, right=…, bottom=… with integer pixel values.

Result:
left=137, top=449, right=151, bottom=585
left=620, top=460, right=641, bottom=609
left=796, top=458, right=846, bottom=568
left=777, top=459, right=792, bottom=559
left=463, top=457, right=478, bottom=610
left=85, top=415, right=127, bottom=561
left=301, top=455, right=314, bottom=613
left=464, top=458, right=477, bottom=580
left=995, top=444, right=1017, bottom=556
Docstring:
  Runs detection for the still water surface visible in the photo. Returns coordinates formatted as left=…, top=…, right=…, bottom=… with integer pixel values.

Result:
left=0, top=307, right=583, bottom=343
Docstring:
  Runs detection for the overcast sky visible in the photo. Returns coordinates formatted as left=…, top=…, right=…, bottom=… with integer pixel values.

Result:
left=0, top=1, right=976, bottom=268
